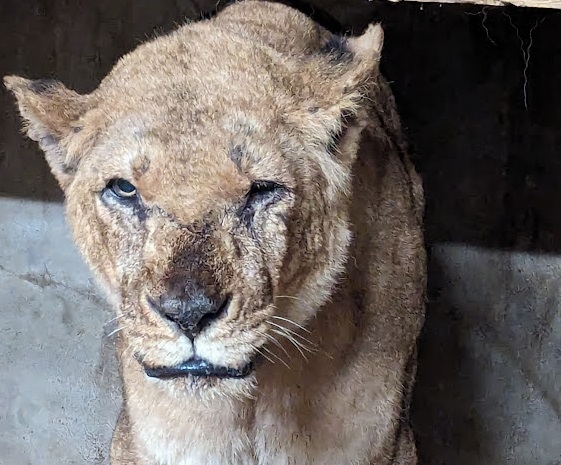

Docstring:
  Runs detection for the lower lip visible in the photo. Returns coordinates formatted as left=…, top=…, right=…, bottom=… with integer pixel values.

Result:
left=144, top=358, right=253, bottom=379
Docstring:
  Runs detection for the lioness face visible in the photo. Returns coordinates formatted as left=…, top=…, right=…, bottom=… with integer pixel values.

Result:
left=66, top=78, right=351, bottom=380
left=6, top=2, right=383, bottom=393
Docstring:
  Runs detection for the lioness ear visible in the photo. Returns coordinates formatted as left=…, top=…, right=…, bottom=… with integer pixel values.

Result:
left=290, top=24, right=384, bottom=166
left=4, top=75, right=93, bottom=190
left=338, top=23, right=384, bottom=94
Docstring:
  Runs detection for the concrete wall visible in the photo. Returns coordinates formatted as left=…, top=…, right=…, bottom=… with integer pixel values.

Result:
left=1, top=1, right=560, bottom=464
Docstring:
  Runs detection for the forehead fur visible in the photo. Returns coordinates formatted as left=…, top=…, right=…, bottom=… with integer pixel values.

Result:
left=98, top=1, right=332, bottom=100
left=72, top=2, right=352, bottom=213
left=6, top=0, right=383, bottom=204
left=92, top=0, right=356, bottom=130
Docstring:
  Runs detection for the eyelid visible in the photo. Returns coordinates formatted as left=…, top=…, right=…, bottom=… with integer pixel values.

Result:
left=248, top=180, right=286, bottom=193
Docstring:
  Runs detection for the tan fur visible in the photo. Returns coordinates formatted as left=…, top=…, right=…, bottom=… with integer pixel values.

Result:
left=5, top=1, right=426, bottom=464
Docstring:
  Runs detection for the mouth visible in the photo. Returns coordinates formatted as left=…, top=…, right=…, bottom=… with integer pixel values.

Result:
left=143, top=357, right=254, bottom=379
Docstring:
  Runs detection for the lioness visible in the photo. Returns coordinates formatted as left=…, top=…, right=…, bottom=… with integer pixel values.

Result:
left=5, top=1, right=426, bottom=463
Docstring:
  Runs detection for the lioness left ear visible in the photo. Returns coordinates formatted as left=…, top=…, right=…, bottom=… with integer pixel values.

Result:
left=294, top=24, right=384, bottom=165
left=4, top=75, right=94, bottom=190
left=338, top=23, right=384, bottom=95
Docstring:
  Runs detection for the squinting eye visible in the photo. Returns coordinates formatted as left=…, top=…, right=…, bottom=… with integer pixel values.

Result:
left=248, top=180, right=283, bottom=197
left=109, top=179, right=137, bottom=198
left=241, top=180, right=286, bottom=215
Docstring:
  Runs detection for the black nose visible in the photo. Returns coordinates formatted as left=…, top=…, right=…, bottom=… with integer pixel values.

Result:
left=148, top=283, right=228, bottom=340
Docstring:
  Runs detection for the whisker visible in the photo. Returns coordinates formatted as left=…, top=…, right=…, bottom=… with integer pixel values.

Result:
left=268, top=321, right=316, bottom=347
left=122, top=343, right=134, bottom=359
left=105, top=325, right=130, bottom=338
left=104, top=314, right=126, bottom=327
left=271, top=327, right=316, bottom=355
left=258, top=329, right=292, bottom=360
left=271, top=328, right=311, bottom=362
left=270, top=315, right=311, bottom=334
left=262, top=345, right=291, bottom=369
left=275, top=295, right=309, bottom=304
left=257, top=349, right=275, bottom=365
left=250, top=344, right=276, bottom=366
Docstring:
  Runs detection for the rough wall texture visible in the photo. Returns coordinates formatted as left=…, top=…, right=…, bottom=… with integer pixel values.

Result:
left=1, top=1, right=560, bottom=464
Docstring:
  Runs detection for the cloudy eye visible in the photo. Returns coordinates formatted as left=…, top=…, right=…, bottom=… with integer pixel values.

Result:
left=108, top=178, right=137, bottom=199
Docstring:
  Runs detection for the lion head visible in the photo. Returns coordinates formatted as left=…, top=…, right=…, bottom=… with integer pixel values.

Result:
left=6, top=1, right=384, bottom=396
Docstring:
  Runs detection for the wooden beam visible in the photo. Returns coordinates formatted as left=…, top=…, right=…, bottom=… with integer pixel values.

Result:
left=386, top=0, right=561, bottom=9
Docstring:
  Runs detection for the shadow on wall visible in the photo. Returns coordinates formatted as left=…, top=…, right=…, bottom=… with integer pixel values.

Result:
left=1, top=1, right=561, bottom=464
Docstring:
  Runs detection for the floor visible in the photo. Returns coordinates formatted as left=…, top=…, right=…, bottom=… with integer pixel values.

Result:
left=0, top=198, right=121, bottom=464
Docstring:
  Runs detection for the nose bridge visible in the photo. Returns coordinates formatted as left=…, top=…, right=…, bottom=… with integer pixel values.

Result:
left=170, top=227, right=217, bottom=288
left=149, top=226, right=229, bottom=338
left=167, top=265, right=216, bottom=302
left=144, top=210, right=231, bottom=300
left=145, top=214, right=210, bottom=263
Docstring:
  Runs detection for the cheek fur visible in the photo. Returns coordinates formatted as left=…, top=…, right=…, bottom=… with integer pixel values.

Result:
left=66, top=190, right=147, bottom=292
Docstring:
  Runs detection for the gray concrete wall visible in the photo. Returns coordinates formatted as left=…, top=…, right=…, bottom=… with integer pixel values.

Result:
left=1, top=2, right=560, bottom=464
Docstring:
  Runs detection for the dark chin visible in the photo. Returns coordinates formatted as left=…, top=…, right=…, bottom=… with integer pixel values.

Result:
left=143, top=357, right=254, bottom=379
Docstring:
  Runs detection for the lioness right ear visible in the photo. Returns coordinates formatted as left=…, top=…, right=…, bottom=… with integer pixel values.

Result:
left=4, top=75, right=94, bottom=190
